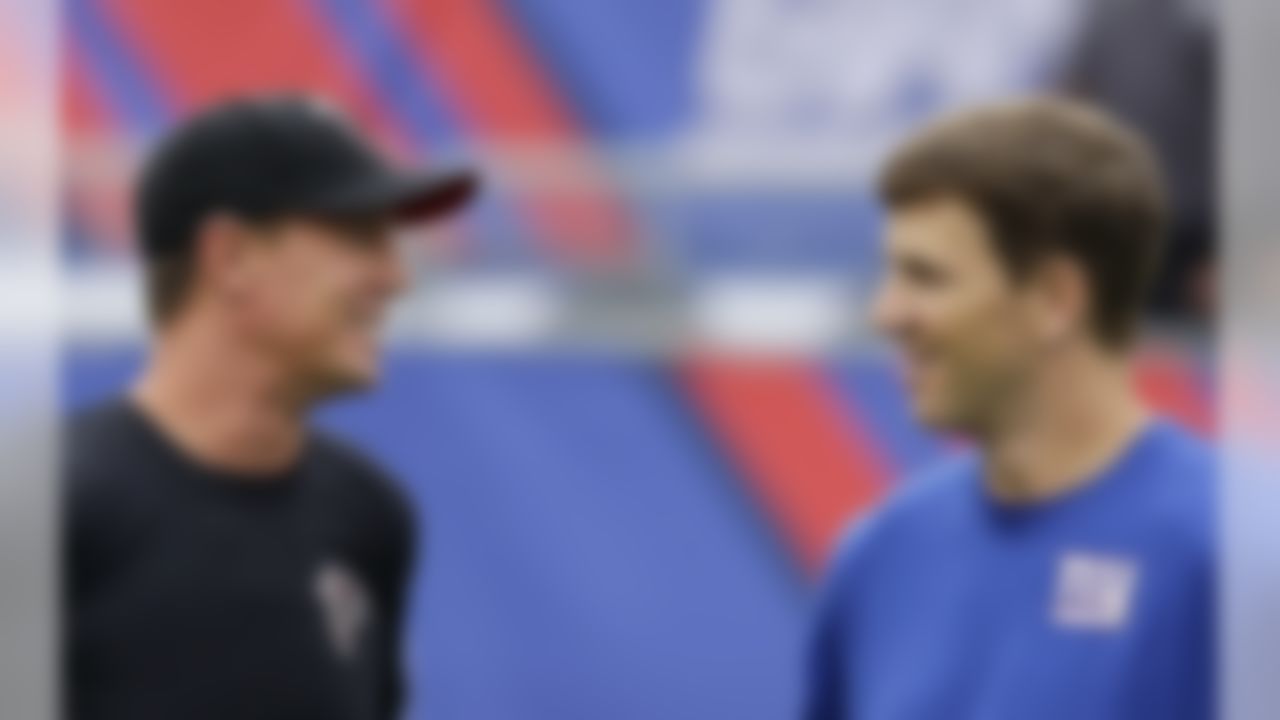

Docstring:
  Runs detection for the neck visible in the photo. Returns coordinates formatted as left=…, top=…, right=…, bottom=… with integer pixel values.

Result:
left=979, top=344, right=1151, bottom=504
left=131, top=316, right=309, bottom=477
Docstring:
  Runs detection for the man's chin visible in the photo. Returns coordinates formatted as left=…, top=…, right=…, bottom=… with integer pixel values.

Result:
left=310, top=359, right=380, bottom=398
left=336, top=364, right=379, bottom=391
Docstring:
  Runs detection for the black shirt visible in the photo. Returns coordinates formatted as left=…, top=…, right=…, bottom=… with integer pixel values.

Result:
left=64, top=400, right=417, bottom=720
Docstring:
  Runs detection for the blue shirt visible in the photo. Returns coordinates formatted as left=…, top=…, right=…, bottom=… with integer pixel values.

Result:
left=805, top=418, right=1215, bottom=720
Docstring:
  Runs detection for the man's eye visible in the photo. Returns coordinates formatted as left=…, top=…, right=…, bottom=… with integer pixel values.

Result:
left=350, top=228, right=381, bottom=245
left=333, top=223, right=386, bottom=248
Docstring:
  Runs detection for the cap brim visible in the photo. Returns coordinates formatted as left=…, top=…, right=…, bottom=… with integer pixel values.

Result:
left=302, top=167, right=479, bottom=223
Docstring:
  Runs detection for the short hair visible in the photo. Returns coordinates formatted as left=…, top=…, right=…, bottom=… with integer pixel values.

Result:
left=878, top=96, right=1169, bottom=347
left=144, top=252, right=197, bottom=326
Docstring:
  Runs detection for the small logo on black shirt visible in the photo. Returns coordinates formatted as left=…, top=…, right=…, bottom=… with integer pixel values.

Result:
left=314, top=560, right=371, bottom=660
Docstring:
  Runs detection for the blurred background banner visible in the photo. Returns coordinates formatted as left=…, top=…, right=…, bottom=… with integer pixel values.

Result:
left=61, top=1, right=1214, bottom=718
left=1222, top=0, right=1280, bottom=717
left=2, top=0, right=58, bottom=717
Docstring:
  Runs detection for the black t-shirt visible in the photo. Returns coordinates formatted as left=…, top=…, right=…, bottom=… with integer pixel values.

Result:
left=64, top=400, right=417, bottom=720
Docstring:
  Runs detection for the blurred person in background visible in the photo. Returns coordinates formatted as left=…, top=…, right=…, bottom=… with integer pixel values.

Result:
left=805, top=98, right=1214, bottom=719
left=1061, top=0, right=1216, bottom=321
left=64, top=94, right=475, bottom=720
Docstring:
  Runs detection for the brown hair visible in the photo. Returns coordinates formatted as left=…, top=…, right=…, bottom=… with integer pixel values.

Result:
left=878, top=97, right=1168, bottom=347
left=144, top=252, right=197, bottom=326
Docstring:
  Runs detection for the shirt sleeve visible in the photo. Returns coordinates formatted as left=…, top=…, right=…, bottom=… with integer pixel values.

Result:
left=802, top=516, right=878, bottom=720
left=803, top=583, right=850, bottom=720
left=371, top=482, right=419, bottom=720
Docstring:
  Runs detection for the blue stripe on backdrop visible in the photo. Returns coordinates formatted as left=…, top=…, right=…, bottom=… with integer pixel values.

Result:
left=63, top=348, right=808, bottom=720
left=499, top=0, right=707, bottom=139
left=65, top=0, right=172, bottom=137
left=322, top=353, right=806, bottom=720
left=309, top=0, right=556, bottom=265
left=62, top=346, right=141, bottom=408
left=311, top=0, right=463, bottom=151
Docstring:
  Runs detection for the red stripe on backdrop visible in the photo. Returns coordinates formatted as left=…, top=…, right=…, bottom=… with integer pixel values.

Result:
left=63, top=50, right=133, bottom=256
left=387, top=0, right=569, bottom=139
left=102, top=0, right=398, bottom=143
left=387, top=0, right=632, bottom=266
left=682, top=358, right=892, bottom=577
left=1136, top=350, right=1214, bottom=436
left=63, top=50, right=113, bottom=137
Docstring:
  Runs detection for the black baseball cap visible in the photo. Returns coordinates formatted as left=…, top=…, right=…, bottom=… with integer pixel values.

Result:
left=137, top=94, right=478, bottom=258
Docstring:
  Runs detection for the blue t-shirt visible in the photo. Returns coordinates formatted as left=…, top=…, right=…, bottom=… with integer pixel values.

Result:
left=805, top=418, right=1215, bottom=720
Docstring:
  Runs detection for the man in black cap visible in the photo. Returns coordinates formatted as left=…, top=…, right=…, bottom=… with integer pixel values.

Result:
left=65, top=94, right=476, bottom=720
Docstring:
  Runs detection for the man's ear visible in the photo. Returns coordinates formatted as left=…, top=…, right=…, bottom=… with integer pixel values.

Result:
left=1029, top=254, right=1089, bottom=345
left=193, top=212, right=254, bottom=301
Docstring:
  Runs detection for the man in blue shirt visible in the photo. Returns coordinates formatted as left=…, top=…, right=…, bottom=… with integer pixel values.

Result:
left=805, top=98, right=1214, bottom=720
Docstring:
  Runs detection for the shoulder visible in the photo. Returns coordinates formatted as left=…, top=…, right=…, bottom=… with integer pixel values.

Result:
left=64, top=399, right=156, bottom=502
left=307, top=432, right=417, bottom=535
left=1133, top=418, right=1216, bottom=556
left=853, top=452, right=979, bottom=545
left=63, top=400, right=177, bottom=553
left=1130, top=419, right=1214, bottom=520
left=877, top=452, right=982, bottom=524
left=308, top=433, right=420, bottom=594
left=1143, top=417, right=1214, bottom=471
left=822, top=453, right=979, bottom=588
left=308, top=431, right=402, bottom=498
left=66, top=399, right=142, bottom=475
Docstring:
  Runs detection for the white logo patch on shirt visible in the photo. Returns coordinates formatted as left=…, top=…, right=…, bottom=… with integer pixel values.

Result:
left=1052, top=552, right=1139, bottom=631
left=314, top=560, right=372, bottom=661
